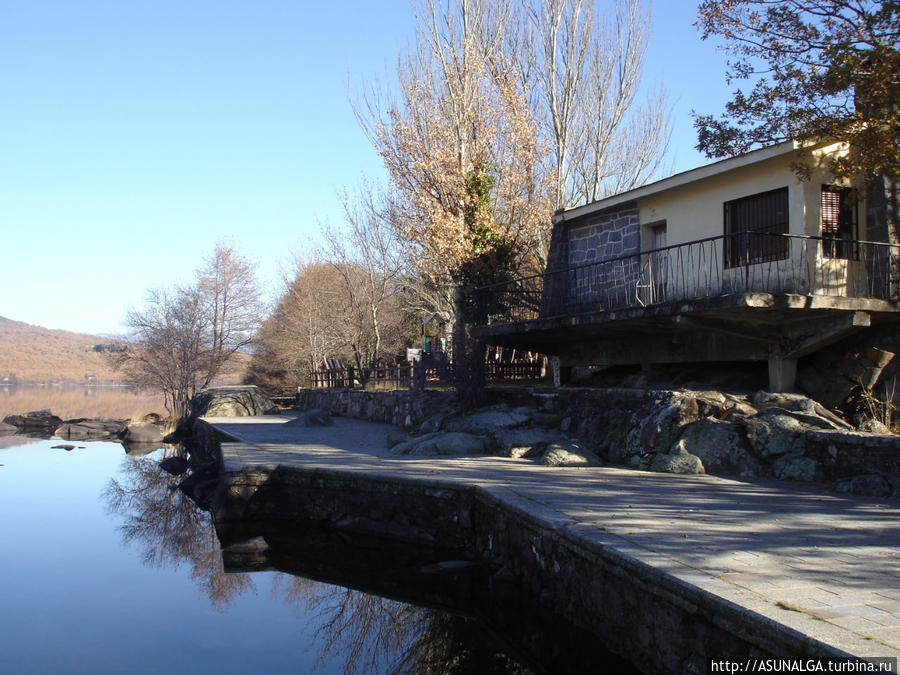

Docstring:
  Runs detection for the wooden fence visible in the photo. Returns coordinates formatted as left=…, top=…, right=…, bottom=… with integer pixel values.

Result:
left=309, top=360, right=543, bottom=389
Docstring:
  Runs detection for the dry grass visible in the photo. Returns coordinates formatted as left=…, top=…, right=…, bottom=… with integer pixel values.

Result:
left=0, top=387, right=167, bottom=421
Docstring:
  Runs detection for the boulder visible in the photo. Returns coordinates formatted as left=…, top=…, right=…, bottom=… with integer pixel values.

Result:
left=386, top=429, right=410, bottom=448
left=540, top=442, right=602, bottom=467
left=649, top=447, right=705, bottom=475
left=391, top=431, right=486, bottom=456
left=835, top=474, right=893, bottom=498
left=443, top=407, right=532, bottom=434
left=120, top=420, right=165, bottom=444
left=418, top=413, right=446, bottom=434
left=190, top=386, right=277, bottom=417
left=55, top=419, right=125, bottom=441
left=673, top=418, right=764, bottom=478
left=495, top=428, right=562, bottom=459
left=2, top=410, right=63, bottom=433
left=624, top=393, right=702, bottom=458
left=742, top=410, right=810, bottom=459
left=284, top=408, right=333, bottom=427
left=753, top=391, right=852, bottom=430
left=857, top=418, right=891, bottom=434
left=0, top=422, right=17, bottom=436
left=752, top=391, right=816, bottom=415
left=771, top=453, right=822, bottom=482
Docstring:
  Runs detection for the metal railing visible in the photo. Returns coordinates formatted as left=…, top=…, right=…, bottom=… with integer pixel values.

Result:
left=474, top=233, right=900, bottom=325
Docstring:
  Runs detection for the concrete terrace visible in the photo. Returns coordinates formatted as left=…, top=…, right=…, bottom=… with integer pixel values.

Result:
left=206, top=413, right=900, bottom=667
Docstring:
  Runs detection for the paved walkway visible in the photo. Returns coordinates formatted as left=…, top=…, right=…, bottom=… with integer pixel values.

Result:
left=207, top=413, right=900, bottom=663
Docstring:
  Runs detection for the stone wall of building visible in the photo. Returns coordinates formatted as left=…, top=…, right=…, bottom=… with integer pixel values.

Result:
left=566, top=202, right=640, bottom=267
left=559, top=202, right=642, bottom=311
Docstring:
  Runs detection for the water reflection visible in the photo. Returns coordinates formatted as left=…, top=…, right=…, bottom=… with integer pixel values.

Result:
left=103, top=452, right=631, bottom=674
left=103, top=452, right=255, bottom=610
left=219, top=523, right=633, bottom=674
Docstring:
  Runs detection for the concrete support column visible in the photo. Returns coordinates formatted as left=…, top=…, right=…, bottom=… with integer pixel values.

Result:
left=768, top=356, right=798, bottom=392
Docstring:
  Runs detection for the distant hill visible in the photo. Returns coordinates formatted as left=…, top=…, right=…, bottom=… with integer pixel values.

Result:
left=0, top=316, right=250, bottom=386
left=0, top=316, right=128, bottom=384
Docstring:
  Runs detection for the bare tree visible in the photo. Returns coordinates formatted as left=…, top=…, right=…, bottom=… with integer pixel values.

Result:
left=354, top=0, right=555, bottom=332
left=117, top=285, right=209, bottom=418
left=324, top=185, right=410, bottom=385
left=355, top=0, right=670, bottom=285
left=116, top=243, right=262, bottom=418
left=197, top=243, right=264, bottom=385
left=503, top=0, right=671, bottom=208
left=247, top=197, right=415, bottom=390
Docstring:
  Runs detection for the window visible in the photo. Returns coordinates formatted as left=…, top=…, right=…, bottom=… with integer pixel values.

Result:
left=821, top=185, right=857, bottom=259
left=724, top=187, right=789, bottom=268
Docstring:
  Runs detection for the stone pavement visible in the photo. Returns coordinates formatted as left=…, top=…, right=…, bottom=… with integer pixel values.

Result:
left=206, top=413, right=900, bottom=663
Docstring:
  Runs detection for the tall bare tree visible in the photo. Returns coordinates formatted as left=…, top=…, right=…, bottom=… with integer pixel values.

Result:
left=355, top=0, right=555, bottom=327
left=324, top=185, right=410, bottom=384
left=116, top=243, right=262, bottom=418
left=197, top=243, right=264, bottom=385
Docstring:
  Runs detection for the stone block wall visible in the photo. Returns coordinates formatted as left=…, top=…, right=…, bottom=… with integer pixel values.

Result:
left=566, top=202, right=640, bottom=267
left=564, top=203, right=642, bottom=310
left=296, top=388, right=453, bottom=429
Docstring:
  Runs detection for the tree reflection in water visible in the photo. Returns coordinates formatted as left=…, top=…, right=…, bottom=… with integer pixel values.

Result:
left=104, top=453, right=530, bottom=673
left=103, top=450, right=255, bottom=610
left=271, top=575, right=530, bottom=674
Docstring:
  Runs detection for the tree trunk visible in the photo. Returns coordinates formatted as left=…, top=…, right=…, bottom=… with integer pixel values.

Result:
left=452, top=287, right=485, bottom=411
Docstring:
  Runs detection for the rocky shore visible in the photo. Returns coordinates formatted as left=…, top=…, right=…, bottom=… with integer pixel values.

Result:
left=0, top=408, right=170, bottom=444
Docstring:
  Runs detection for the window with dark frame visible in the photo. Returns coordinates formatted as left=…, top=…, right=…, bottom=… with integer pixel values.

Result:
left=724, top=187, right=789, bottom=268
left=821, top=185, right=858, bottom=259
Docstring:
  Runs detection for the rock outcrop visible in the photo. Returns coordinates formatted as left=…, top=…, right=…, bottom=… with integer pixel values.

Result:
left=301, top=386, right=900, bottom=496
left=540, top=442, right=602, bottom=467
left=2, top=410, right=63, bottom=433
left=190, top=386, right=277, bottom=418
left=120, top=420, right=166, bottom=444
left=284, top=408, right=333, bottom=427
left=391, top=431, right=487, bottom=456
left=55, top=419, right=125, bottom=441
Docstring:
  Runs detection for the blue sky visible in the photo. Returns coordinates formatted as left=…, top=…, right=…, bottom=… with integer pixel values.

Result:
left=0, top=0, right=729, bottom=336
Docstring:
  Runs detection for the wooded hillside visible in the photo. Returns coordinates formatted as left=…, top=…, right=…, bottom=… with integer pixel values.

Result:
left=0, top=316, right=127, bottom=384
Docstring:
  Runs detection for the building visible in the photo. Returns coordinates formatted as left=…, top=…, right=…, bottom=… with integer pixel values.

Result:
left=473, top=140, right=900, bottom=391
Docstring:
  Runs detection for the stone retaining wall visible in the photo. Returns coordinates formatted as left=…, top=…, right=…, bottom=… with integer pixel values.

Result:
left=296, top=388, right=453, bottom=428
left=214, top=461, right=851, bottom=672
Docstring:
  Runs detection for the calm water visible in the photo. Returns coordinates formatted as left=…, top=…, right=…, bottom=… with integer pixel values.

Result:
left=0, top=438, right=542, bottom=674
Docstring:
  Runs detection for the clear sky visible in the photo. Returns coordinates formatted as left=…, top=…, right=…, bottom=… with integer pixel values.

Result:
left=0, top=0, right=729, bottom=336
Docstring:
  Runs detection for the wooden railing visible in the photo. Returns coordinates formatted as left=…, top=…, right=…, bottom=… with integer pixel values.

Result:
left=309, top=360, right=543, bottom=389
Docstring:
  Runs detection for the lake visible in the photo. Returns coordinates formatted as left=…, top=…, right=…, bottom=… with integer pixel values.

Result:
left=0, top=385, right=166, bottom=421
left=0, top=437, right=552, bottom=674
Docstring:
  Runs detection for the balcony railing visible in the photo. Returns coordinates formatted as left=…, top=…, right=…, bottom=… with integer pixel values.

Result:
left=474, top=233, right=900, bottom=326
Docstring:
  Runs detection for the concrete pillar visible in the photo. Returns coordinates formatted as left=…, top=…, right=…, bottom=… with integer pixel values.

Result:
left=768, top=356, right=798, bottom=392
left=550, top=356, right=561, bottom=387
